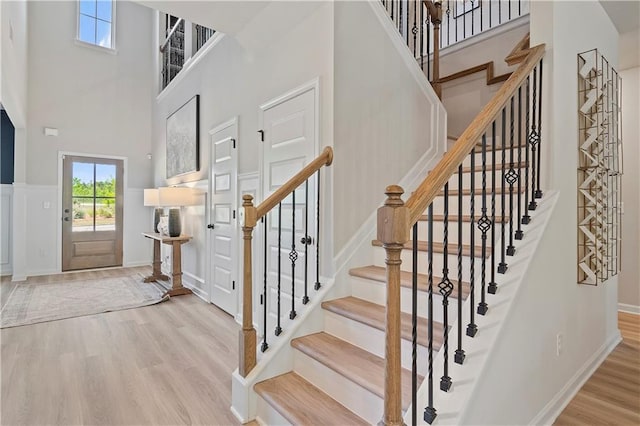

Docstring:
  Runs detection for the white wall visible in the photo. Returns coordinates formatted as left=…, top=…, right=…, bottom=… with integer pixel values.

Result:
left=619, top=66, right=640, bottom=311
left=0, top=184, right=12, bottom=275
left=1, top=0, right=28, bottom=128
left=332, top=1, right=445, bottom=254
left=461, top=1, right=621, bottom=424
left=151, top=2, right=334, bottom=294
left=21, top=0, right=155, bottom=275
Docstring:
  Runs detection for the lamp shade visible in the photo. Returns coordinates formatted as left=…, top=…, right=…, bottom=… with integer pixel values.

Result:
left=158, top=187, right=197, bottom=207
left=143, top=189, right=160, bottom=206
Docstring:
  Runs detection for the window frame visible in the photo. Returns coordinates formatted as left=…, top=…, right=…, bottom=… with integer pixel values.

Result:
left=76, top=0, right=117, bottom=52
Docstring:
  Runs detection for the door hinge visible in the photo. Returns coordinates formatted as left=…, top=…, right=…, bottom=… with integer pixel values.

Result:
left=232, top=280, right=235, bottom=290
left=260, top=294, right=263, bottom=305
left=233, top=210, right=236, bottom=219
left=258, top=129, right=264, bottom=142
left=231, top=138, right=236, bottom=149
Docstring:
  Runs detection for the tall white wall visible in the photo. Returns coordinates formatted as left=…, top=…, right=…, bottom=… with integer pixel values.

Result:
left=619, top=66, right=640, bottom=311
left=1, top=0, right=28, bottom=127
left=461, top=1, right=621, bottom=424
left=151, top=2, right=334, bottom=297
left=22, top=0, right=155, bottom=275
left=332, top=1, right=445, bottom=254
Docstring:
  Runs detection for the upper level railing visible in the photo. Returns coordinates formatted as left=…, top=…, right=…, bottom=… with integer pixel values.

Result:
left=377, top=41, right=544, bottom=424
left=239, top=147, right=333, bottom=377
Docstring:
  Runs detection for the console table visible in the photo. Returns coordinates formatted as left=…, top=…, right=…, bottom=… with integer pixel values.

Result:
left=142, top=232, right=192, bottom=297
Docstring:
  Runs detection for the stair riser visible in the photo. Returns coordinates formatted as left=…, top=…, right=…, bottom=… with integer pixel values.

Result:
left=256, top=396, right=292, bottom=426
left=350, top=276, right=462, bottom=323
left=373, top=248, right=491, bottom=282
left=323, top=310, right=430, bottom=377
left=293, top=349, right=382, bottom=425
left=430, top=192, right=524, bottom=213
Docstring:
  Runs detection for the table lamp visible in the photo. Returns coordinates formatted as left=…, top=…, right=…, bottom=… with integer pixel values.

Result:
left=158, top=187, right=198, bottom=237
left=143, top=188, right=162, bottom=233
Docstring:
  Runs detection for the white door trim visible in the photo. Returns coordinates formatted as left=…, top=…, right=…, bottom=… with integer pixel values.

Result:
left=56, top=151, right=129, bottom=273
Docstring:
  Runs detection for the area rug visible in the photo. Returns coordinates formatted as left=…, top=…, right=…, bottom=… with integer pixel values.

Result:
left=0, top=273, right=169, bottom=328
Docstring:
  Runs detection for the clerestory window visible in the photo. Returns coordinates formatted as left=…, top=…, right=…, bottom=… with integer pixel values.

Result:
left=77, top=0, right=115, bottom=49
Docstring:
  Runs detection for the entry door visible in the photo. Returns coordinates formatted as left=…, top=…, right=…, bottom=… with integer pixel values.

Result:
left=208, top=119, right=238, bottom=315
left=62, top=155, right=124, bottom=271
left=261, top=85, right=317, bottom=326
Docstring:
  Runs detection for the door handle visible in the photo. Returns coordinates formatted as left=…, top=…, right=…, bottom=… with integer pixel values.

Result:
left=207, top=224, right=215, bottom=229
left=300, top=236, right=312, bottom=245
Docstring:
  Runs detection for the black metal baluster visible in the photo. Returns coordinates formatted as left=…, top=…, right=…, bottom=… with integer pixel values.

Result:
left=439, top=184, right=453, bottom=391
left=506, top=96, right=517, bottom=256
left=455, top=163, right=465, bottom=364
left=420, top=0, right=424, bottom=71
left=262, top=215, right=269, bottom=352
left=535, top=59, right=544, bottom=199
left=302, top=180, right=310, bottom=305
left=400, top=0, right=404, bottom=43
left=412, top=0, right=418, bottom=60
left=412, top=222, right=418, bottom=426
left=455, top=0, right=458, bottom=43
left=480, top=0, right=483, bottom=32
left=471, top=0, right=475, bottom=36
left=519, top=0, right=521, bottom=16
left=426, top=13, right=431, bottom=80
left=515, top=86, right=524, bottom=240
left=489, top=0, right=492, bottom=28
left=466, top=148, right=478, bottom=337
left=275, top=202, right=283, bottom=336
left=528, top=66, right=539, bottom=211
left=477, top=134, right=490, bottom=315
left=499, top=0, right=502, bottom=24
left=498, top=108, right=508, bottom=273
left=424, top=204, right=437, bottom=424
left=522, top=75, right=532, bottom=224
left=315, top=170, right=322, bottom=290
left=488, top=120, right=498, bottom=294
left=508, top=0, right=511, bottom=20
left=446, top=1, right=451, bottom=47
left=289, top=191, right=298, bottom=320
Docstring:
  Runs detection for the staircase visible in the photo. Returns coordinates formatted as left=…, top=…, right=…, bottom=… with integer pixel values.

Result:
left=253, top=134, right=535, bottom=424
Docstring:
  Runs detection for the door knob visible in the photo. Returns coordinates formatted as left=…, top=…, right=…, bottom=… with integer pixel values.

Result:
left=300, top=236, right=312, bottom=245
left=207, top=224, right=215, bottom=229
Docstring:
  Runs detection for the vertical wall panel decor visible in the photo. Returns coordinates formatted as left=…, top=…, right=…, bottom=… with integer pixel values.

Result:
left=577, top=49, right=623, bottom=285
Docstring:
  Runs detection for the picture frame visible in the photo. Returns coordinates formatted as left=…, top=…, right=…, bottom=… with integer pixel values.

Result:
left=454, top=0, right=480, bottom=18
left=166, top=95, right=200, bottom=179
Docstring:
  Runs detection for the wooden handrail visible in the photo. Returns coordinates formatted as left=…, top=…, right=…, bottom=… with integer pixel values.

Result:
left=238, top=146, right=333, bottom=378
left=255, top=146, right=333, bottom=219
left=404, top=44, right=545, bottom=226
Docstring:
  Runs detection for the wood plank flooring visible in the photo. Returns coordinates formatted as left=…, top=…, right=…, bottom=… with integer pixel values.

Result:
left=555, top=312, right=640, bottom=425
left=1, top=267, right=245, bottom=426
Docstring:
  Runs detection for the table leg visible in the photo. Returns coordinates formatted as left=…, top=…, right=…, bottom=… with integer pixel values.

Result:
left=144, top=239, right=170, bottom=283
left=164, top=240, right=192, bottom=297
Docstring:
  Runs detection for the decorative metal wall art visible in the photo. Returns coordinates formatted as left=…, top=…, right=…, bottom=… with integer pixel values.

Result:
left=577, top=49, right=623, bottom=285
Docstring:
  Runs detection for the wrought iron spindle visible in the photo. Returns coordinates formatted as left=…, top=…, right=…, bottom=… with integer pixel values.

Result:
left=477, top=134, right=490, bottom=315
left=455, top=0, right=458, bottom=43
left=522, top=75, right=532, bottom=224
left=463, top=0, right=466, bottom=39
left=535, top=59, right=544, bottom=199
left=426, top=12, right=431, bottom=79
left=302, top=180, right=310, bottom=305
left=480, top=0, right=483, bottom=32
left=515, top=86, right=524, bottom=240
left=488, top=120, right=498, bottom=294
left=499, top=0, right=502, bottom=24
left=412, top=222, right=418, bottom=426
left=315, top=170, right=322, bottom=290
left=262, top=215, right=268, bottom=352
left=412, top=1, right=418, bottom=59
left=424, top=204, right=437, bottom=424
left=420, top=0, right=424, bottom=71
left=275, top=202, right=283, bottom=336
left=446, top=1, right=451, bottom=47
left=506, top=96, right=518, bottom=256
left=471, top=0, right=475, bottom=36
left=498, top=108, right=508, bottom=273
left=528, top=65, right=539, bottom=211
left=489, top=0, right=492, bottom=28
left=439, top=183, right=453, bottom=391
left=508, top=0, right=511, bottom=20
left=466, top=148, right=478, bottom=337
left=455, top=163, right=465, bottom=364
left=289, top=191, right=298, bottom=320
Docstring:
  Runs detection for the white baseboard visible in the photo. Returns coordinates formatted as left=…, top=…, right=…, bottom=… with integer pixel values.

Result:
left=123, top=260, right=152, bottom=268
left=182, top=271, right=209, bottom=302
left=529, top=331, right=622, bottom=426
left=618, top=303, right=640, bottom=315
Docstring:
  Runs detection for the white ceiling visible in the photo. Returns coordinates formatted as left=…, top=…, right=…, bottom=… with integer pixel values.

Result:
left=599, top=0, right=640, bottom=33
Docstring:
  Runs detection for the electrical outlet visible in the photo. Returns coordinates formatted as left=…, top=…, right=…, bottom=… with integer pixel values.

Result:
left=556, top=333, right=563, bottom=356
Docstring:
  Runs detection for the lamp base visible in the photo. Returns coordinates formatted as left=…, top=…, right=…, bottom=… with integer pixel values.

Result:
left=153, top=208, right=163, bottom=233
left=168, top=208, right=182, bottom=237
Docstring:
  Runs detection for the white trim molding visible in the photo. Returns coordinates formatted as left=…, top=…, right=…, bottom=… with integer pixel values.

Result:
left=618, top=303, right=640, bottom=315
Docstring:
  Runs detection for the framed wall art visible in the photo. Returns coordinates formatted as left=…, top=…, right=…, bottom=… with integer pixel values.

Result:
left=166, top=95, right=200, bottom=179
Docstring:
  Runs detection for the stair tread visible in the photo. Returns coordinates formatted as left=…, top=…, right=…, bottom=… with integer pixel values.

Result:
left=321, top=296, right=444, bottom=349
left=292, top=332, right=420, bottom=410
left=349, top=265, right=470, bottom=299
left=438, top=186, right=526, bottom=196
left=255, top=372, right=368, bottom=426
left=419, top=214, right=509, bottom=223
left=371, top=239, right=489, bottom=258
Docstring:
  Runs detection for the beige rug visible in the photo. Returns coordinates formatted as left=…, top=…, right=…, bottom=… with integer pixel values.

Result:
left=0, top=272, right=169, bottom=328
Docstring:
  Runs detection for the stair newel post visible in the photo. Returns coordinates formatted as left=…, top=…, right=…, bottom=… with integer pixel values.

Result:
left=240, top=194, right=258, bottom=377
left=377, top=185, right=410, bottom=426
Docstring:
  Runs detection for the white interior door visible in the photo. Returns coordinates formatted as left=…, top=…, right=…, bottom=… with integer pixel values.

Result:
left=261, top=83, right=318, bottom=332
left=208, top=118, right=238, bottom=316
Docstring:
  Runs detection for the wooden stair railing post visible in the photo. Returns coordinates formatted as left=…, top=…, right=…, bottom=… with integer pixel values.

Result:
left=377, top=185, right=410, bottom=426
left=239, top=194, right=257, bottom=377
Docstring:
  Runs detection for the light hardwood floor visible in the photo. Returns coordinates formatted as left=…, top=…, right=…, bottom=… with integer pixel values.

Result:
left=1, top=267, right=244, bottom=425
left=555, top=312, right=640, bottom=425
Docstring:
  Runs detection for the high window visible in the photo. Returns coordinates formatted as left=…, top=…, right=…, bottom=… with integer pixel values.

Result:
left=78, top=0, right=114, bottom=49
